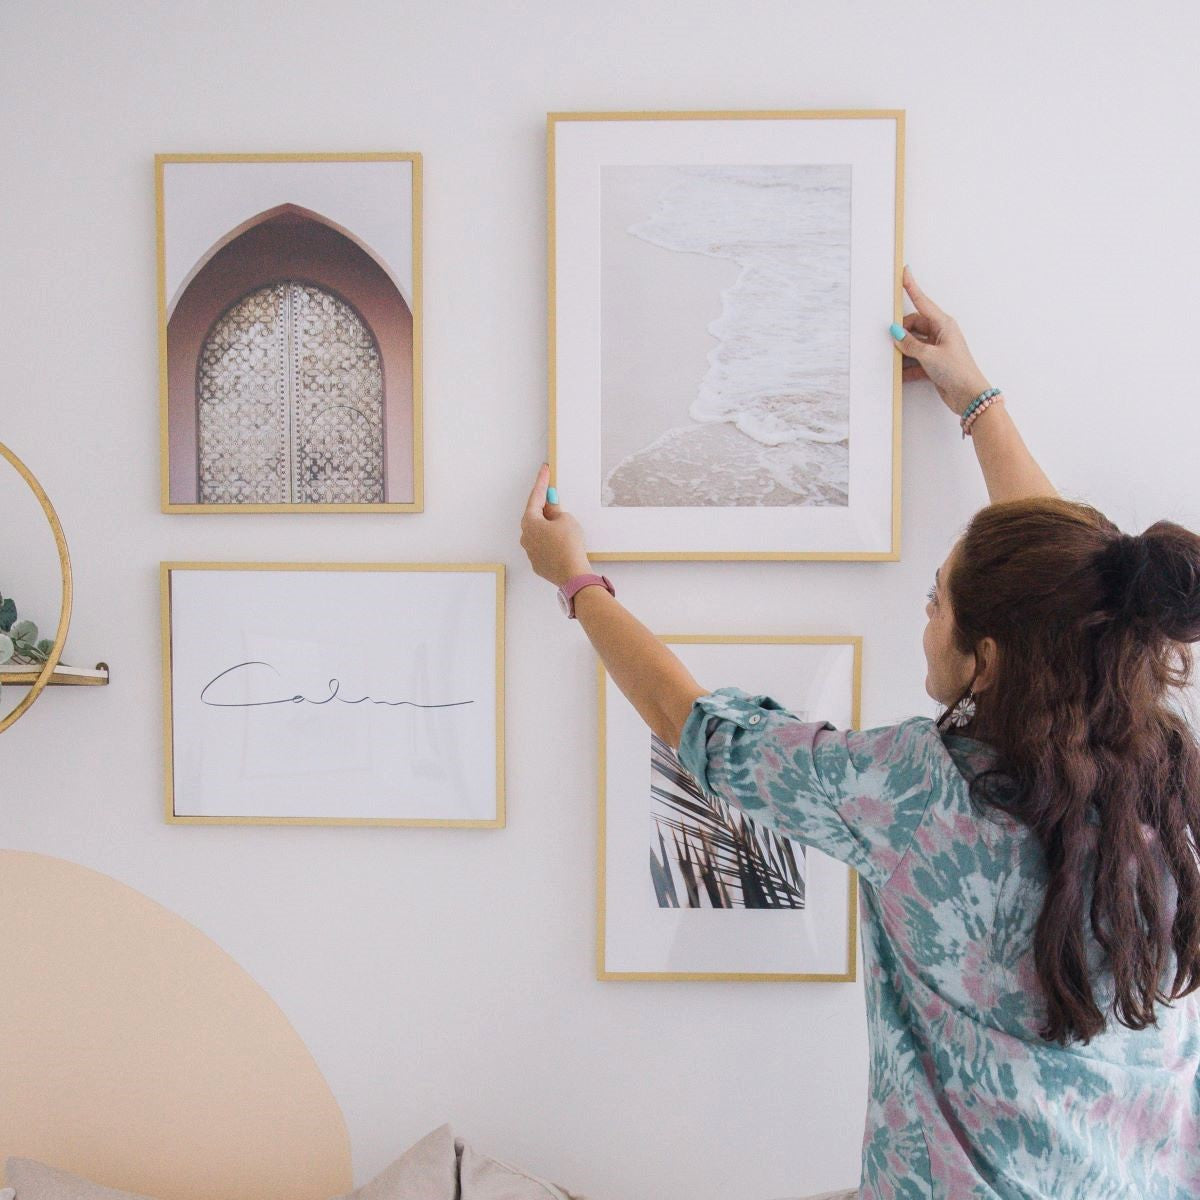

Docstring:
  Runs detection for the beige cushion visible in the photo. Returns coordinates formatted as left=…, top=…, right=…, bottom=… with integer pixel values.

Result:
left=458, top=1139, right=580, bottom=1199
left=333, top=1123, right=458, bottom=1199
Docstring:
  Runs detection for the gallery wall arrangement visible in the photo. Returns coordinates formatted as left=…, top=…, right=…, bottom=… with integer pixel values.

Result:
left=8, top=113, right=898, bottom=1194
left=3, top=31, right=927, bottom=1192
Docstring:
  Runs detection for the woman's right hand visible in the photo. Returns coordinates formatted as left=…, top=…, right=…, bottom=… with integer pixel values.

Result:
left=892, top=266, right=994, bottom=417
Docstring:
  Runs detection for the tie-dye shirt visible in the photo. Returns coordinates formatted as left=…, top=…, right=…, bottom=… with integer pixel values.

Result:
left=676, top=686, right=1200, bottom=1200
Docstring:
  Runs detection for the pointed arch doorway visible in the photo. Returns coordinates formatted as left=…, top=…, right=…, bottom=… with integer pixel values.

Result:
left=164, top=204, right=416, bottom=509
left=197, top=281, right=386, bottom=505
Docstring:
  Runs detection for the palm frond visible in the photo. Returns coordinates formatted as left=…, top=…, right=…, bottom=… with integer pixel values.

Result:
left=649, top=732, right=806, bottom=909
left=650, top=823, right=680, bottom=907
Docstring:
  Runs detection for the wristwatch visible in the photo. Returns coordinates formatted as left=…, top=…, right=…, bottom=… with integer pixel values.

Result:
left=557, top=572, right=615, bottom=618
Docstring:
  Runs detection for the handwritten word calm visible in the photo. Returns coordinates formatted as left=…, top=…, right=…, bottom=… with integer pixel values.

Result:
left=199, top=661, right=475, bottom=711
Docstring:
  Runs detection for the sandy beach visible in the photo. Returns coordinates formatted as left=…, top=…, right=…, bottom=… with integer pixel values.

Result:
left=605, top=421, right=848, bottom=507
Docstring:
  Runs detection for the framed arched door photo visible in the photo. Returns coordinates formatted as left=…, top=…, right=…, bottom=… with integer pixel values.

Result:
left=157, top=153, right=422, bottom=513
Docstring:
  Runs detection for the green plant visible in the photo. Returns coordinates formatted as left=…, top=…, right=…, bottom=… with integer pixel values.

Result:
left=0, top=588, right=57, bottom=699
left=649, top=732, right=807, bottom=909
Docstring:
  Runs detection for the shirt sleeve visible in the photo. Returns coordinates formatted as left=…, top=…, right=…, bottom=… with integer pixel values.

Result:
left=675, top=684, right=940, bottom=890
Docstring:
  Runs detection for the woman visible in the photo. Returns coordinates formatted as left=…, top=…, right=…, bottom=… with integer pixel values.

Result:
left=520, top=267, right=1200, bottom=1198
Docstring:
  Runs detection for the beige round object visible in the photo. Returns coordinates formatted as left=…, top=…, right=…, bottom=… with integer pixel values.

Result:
left=0, top=851, right=352, bottom=1199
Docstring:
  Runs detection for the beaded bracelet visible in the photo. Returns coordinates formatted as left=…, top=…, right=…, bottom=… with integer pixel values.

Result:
left=962, top=392, right=1003, bottom=438
left=959, top=386, right=1001, bottom=425
left=960, top=386, right=998, bottom=439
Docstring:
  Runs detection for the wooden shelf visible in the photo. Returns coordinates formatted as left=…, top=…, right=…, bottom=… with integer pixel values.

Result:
left=0, top=662, right=109, bottom=687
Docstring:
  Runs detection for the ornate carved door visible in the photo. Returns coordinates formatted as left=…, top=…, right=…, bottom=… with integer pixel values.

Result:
left=197, top=282, right=386, bottom=503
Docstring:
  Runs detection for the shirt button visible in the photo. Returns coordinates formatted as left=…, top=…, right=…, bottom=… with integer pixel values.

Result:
left=748, top=714, right=762, bottom=725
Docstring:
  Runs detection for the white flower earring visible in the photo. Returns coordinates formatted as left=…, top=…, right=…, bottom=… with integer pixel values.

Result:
left=948, top=687, right=978, bottom=728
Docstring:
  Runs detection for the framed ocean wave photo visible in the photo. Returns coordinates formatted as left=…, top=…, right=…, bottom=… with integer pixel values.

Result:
left=161, top=562, right=503, bottom=826
left=597, top=635, right=862, bottom=981
left=548, top=110, right=904, bottom=560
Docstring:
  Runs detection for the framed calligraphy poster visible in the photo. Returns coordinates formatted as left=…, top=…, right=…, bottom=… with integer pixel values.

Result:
left=161, top=562, right=503, bottom=825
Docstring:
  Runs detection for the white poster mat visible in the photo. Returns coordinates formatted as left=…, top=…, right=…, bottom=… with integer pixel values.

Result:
left=553, top=115, right=899, bottom=556
left=166, top=567, right=501, bottom=823
left=601, top=638, right=859, bottom=977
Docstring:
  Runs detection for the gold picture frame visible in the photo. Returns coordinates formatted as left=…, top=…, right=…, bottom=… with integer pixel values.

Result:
left=156, top=152, right=424, bottom=514
left=548, top=109, right=905, bottom=560
left=161, top=562, right=504, bottom=826
left=597, top=634, right=862, bottom=982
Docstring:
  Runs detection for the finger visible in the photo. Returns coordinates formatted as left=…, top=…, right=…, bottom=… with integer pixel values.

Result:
left=524, top=463, right=550, bottom=519
left=902, top=363, right=929, bottom=383
left=902, top=311, right=935, bottom=339
left=890, top=323, right=930, bottom=360
left=902, top=265, right=946, bottom=322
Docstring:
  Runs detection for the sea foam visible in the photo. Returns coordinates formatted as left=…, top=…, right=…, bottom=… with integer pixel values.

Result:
left=627, top=163, right=851, bottom=450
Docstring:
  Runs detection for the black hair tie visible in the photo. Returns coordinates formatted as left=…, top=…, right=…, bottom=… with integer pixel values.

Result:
left=1098, top=532, right=1151, bottom=627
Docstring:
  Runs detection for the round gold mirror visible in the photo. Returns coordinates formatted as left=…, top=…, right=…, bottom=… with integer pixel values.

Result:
left=0, top=441, right=73, bottom=733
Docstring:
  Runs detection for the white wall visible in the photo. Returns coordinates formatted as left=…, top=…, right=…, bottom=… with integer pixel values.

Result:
left=2, top=2, right=1198, bottom=1197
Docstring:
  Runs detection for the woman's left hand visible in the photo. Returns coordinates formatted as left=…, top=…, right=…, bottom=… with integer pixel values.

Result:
left=520, top=463, right=594, bottom=587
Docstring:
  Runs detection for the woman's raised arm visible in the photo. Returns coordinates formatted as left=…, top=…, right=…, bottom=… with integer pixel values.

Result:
left=519, top=464, right=707, bottom=747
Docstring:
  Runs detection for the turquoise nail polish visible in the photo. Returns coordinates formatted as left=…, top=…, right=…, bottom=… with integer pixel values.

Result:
left=889, top=323, right=906, bottom=341
left=546, top=486, right=559, bottom=504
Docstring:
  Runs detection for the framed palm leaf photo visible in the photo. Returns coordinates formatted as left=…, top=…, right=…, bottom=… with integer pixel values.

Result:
left=598, top=635, right=861, bottom=981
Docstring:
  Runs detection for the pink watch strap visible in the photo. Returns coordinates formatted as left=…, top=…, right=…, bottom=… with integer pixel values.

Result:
left=559, top=573, right=614, bottom=617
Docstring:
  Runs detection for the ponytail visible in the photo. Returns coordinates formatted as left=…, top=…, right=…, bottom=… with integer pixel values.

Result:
left=941, top=497, right=1200, bottom=1045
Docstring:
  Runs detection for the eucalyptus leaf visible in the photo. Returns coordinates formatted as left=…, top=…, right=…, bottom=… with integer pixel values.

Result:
left=0, top=634, right=13, bottom=664
left=11, top=620, right=37, bottom=644
left=0, top=597, right=16, bottom=632
left=36, top=638, right=54, bottom=656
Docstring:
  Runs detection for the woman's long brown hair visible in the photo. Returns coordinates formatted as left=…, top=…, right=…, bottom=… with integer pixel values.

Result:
left=941, top=496, right=1200, bottom=1045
